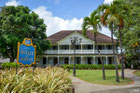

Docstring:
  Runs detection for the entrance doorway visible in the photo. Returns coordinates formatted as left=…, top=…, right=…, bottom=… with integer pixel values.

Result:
left=76, top=57, right=81, bottom=64
left=98, top=57, right=102, bottom=64
left=109, top=57, right=112, bottom=64
left=87, top=57, right=92, bottom=64
left=43, top=57, right=46, bottom=65
left=53, top=58, right=58, bottom=66
left=64, top=58, right=69, bottom=64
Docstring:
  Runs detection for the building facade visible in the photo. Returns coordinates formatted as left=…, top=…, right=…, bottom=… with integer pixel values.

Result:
left=39, top=30, right=119, bottom=66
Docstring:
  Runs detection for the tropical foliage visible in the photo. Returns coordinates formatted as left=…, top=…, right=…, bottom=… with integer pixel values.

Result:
left=0, top=67, right=72, bottom=93
left=0, top=6, right=50, bottom=62
left=115, top=0, right=140, bottom=66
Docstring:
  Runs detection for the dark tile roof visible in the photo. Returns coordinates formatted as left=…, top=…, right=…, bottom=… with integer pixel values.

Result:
left=47, top=30, right=116, bottom=44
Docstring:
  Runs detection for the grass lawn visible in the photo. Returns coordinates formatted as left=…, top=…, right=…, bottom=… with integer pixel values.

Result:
left=134, top=70, right=140, bottom=76
left=70, top=70, right=132, bottom=85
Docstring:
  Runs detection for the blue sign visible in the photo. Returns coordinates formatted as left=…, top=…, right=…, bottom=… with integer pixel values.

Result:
left=17, top=38, right=36, bottom=66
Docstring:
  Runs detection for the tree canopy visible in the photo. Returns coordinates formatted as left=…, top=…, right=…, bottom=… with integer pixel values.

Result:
left=0, top=6, right=50, bottom=62
left=113, top=0, right=140, bottom=63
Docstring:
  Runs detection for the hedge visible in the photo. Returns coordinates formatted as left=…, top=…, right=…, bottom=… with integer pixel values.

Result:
left=61, top=64, right=121, bottom=69
left=1, top=62, right=20, bottom=68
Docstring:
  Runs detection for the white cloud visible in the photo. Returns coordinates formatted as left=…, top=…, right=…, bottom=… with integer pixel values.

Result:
left=33, top=6, right=112, bottom=37
left=5, top=0, right=19, bottom=6
left=100, top=26, right=112, bottom=38
left=103, top=0, right=113, bottom=4
left=33, top=6, right=83, bottom=36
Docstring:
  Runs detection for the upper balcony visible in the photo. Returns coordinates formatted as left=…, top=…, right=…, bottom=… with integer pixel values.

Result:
left=45, top=50, right=116, bottom=54
left=44, top=44, right=118, bottom=55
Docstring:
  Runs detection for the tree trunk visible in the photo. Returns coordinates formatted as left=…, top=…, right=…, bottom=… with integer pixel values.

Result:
left=10, top=47, right=15, bottom=62
left=10, top=57, right=14, bottom=62
left=119, top=29, right=124, bottom=79
left=94, top=32, right=106, bottom=80
left=111, top=28, right=120, bottom=83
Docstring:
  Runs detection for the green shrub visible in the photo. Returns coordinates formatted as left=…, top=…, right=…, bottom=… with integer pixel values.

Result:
left=0, top=67, right=72, bottom=92
left=61, top=64, right=121, bottom=70
left=1, top=62, right=20, bottom=68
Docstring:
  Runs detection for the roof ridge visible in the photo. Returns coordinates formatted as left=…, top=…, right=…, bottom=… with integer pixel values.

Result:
left=47, top=30, right=116, bottom=44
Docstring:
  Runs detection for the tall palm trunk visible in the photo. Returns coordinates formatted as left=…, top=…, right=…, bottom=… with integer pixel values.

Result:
left=111, top=24, right=120, bottom=82
left=119, top=28, right=124, bottom=79
left=94, top=32, right=106, bottom=80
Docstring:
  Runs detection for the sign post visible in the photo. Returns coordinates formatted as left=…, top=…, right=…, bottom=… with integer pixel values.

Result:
left=17, top=38, right=36, bottom=69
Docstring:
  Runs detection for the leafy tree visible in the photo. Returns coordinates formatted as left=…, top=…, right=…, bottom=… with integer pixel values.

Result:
left=113, top=0, right=140, bottom=68
left=82, top=10, right=106, bottom=80
left=0, top=6, right=50, bottom=62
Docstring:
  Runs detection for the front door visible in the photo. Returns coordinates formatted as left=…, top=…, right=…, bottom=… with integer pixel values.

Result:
left=98, top=57, right=102, bottom=64
left=53, top=58, right=58, bottom=66
left=43, top=57, right=46, bottom=65
left=109, top=57, right=112, bottom=64
left=64, top=58, right=69, bottom=64
left=87, top=57, right=92, bottom=64
left=76, top=57, right=81, bottom=64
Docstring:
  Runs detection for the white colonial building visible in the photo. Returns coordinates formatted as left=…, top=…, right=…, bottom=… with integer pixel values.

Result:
left=39, top=30, right=119, bottom=66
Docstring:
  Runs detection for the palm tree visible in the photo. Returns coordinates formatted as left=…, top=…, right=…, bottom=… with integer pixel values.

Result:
left=113, top=0, right=130, bottom=79
left=82, top=10, right=106, bottom=80
left=98, top=4, right=120, bottom=82
left=99, top=0, right=129, bottom=80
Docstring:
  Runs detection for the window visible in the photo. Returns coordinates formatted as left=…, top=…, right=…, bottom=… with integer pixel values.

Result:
left=107, top=45, right=112, bottom=50
left=50, top=45, right=58, bottom=50
left=87, top=45, right=93, bottom=49
left=98, top=45, right=102, bottom=50
left=60, top=45, right=69, bottom=50
left=83, top=45, right=93, bottom=50
left=97, top=45, right=104, bottom=50
left=75, top=45, right=81, bottom=50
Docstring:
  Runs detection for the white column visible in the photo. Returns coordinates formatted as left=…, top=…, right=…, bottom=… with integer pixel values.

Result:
left=81, top=56, right=83, bottom=64
left=46, top=56, right=48, bottom=65
left=58, top=44, right=59, bottom=54
left=93, top=41, right=94, bottom=54
left=81, top=43, right=82, bottom=54
left=69, top=56, right=71, bottom=64
left=93, top=56, right=95, bottom=64
left=69, top=44, right=70, bottom=54
left=106, top=56, right=108, bottom=65
left=52, top=57, right=54, bottom=66
left=57, top=56, right=59, bottom=64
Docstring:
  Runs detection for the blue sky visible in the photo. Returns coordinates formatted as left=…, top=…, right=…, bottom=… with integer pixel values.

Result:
left=0, top=0, right=113, bottom=36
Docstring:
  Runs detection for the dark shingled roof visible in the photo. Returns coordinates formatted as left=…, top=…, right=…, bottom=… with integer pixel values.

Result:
left=47, top=30, right=116, bottom=44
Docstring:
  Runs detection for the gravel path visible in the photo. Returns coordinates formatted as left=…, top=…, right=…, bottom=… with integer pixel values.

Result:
left=71, top=69, right=140, bottom=93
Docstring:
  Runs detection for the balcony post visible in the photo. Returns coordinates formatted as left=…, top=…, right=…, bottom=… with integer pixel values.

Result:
left=81, top=43, right=82, bottom=54
left=69, top=44, right=70, bottom=54
left=93, top=41, right=95, bottom=54
left=104, top=45, right=106, bottom=50
left=46, top=56, right=48, bottom=65
left=58, top=44, right=59, bottom=54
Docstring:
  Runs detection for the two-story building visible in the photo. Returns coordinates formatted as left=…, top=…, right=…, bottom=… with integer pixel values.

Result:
left=39, top=30, right=119, bottom=66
